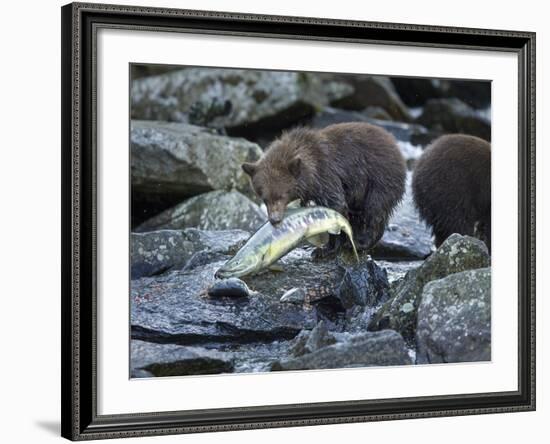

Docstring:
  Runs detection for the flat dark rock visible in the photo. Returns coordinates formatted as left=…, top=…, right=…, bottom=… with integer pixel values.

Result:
left=131, top=248, right=393, bottom=347
left=272, top=330, right=412, bottom=371
left=131, top=260, right=319, bottom=345
left=131, top=340, right=234, bottom=377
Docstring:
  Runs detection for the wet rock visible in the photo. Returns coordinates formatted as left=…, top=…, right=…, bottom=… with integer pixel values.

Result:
left=309, top=108, right=437, bottom=151
left=131, top=230, right=194, bottom=279
left=208, top=278, right=250, bottom=298
left=131, top=340, right=233, bottom=377
left=132, top=369, right=154, bottom=378
left=368, top=120, right=434, bottom=146
left=271, top=330, right=412, bottom=371
left=244, top=250, right=345, bottom=310
left=344, top=305, right=378, bottom=333
left=305, top=321, right=337, bottom=352
left=391, top=78, right=491, bottom=109
left=362, top=106, right=393, bottom=121
left=275, top=254, right=391, bottom=314
left=131, top=228, right=249, bottom=279
left=131, top=68, right=348, bottom=135
left=308, top=107, right=361, bottom=127
left=130, top=224, right=419, bottom=370
left=372, top=173, right=434, bottom=260
left=416, top=268, right=491, bottom=363
left=288, top=330, right=310, bottom=357
left=289, top=321, right=337, bottom=357
left=416, top=98, right=491, bottom=141
left=131, top=64, right=183, bottom=80
left=337, top=257, right=390, bottom=309
left=376, top=260, right=423, bottom=286
left=131, top=121, right=262, bottom=203
left=390, top=77, right=445, bottom=107
left=444, top=80, right=491, bottom=109
left=328, top=75, right=412, bottom=122
left=323, top=80, right=355, bottom=105
left=184, top=228, right=251, bottom=252
left=131, top=244, right=393, bottom=346
left=280, top=287, right=306, bottom=304
left=369, top=234, right=490, bottom=341
left=132, top=258, right=322, bottom=345
left=136, top=190, right=267, bottom=233
left=223, top=341, right=293, bottom=373
left=182, top=251, right=228, bottom=272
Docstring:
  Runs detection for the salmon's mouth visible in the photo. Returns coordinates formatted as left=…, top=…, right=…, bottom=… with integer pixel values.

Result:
left=214, top=268, right=236, bottom=279
left=215, top=259, right=259, bottom=279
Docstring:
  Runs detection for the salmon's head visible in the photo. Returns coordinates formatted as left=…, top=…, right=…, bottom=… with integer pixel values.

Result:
left=215, top=252, right=261, bottom=279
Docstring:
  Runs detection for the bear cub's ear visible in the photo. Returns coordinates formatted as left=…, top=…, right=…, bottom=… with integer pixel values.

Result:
left=288, top=157, right=302, bottom=178
left=241, top=162, right=257, bottom=176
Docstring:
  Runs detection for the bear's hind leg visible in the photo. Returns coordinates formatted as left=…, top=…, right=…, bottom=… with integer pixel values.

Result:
left=432, top=214, right=476, bottom=249
left=353, top=194, right=390, bottom=252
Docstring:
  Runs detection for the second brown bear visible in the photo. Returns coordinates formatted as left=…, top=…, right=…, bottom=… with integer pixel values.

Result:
left=412, top=134, right=491, bottom=250
left=242, top=122, right=407, bottom=253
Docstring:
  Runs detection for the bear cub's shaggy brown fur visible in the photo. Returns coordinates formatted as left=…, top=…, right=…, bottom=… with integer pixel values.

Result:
left=242, top=122, right=407, bottom=252
left=412, top=134, right=491, bottom=250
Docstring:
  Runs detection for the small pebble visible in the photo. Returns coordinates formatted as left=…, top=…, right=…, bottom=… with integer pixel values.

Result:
left=208, top=278, right=250, bottom=298
left=280, top=287, right=306, bottom=304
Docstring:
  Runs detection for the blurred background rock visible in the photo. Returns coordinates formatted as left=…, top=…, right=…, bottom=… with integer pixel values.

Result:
left=130, top=64, right=490, bottom=233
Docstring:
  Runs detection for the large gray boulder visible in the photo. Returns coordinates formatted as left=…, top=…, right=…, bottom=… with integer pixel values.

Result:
left=271, top=330, right=412, bottom=371
left=328, top=75, right=412, bottom=122
left=369, top=234, right=490, bottom=341
left=131, top=68, right=346, bottom=133
left=131, top=121, right=262, bottom=202
left=131, top=228, right=250, bottom=279
left=309, top=108, right=438, bottom=151
left=131, top=230, right=194, bottom=279
left=131, top=340, right=234, bottom=377
left=416, top=268, right=491, bottom=363
left=136, top=190, right=267, bottom=233
left=416, top=98, right=491, bottom=141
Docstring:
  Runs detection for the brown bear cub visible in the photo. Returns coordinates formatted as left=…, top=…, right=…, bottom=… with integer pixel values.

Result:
left=242, top=122, right=407, bottom=254
left=412, top=134, right=491, bottom=250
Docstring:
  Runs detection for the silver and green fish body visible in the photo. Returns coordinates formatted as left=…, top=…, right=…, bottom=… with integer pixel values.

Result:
left=215, top=206, right=359, bottom=279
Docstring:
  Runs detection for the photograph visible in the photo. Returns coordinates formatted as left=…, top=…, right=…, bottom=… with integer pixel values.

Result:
left=129, top=65, right=492, bottom=378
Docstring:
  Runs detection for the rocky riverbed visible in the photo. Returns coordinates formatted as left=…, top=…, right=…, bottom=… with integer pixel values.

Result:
left=129, top=66, right=491, bottom=377
left=130, top=233, right=490, bottom=377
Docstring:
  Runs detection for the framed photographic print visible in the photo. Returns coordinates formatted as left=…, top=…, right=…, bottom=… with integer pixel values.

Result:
left=61, top=2, right=536, bottom=440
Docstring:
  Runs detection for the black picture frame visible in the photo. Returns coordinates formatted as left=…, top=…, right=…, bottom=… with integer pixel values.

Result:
left=61, top=2, right=536, bottom=440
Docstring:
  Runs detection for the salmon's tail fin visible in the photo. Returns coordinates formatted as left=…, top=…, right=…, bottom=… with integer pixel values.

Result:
left=342, top=223, right=360, bottom=263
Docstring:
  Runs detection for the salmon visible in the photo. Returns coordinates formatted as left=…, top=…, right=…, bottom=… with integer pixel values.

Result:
left=215, top=206, right=358, bottom=279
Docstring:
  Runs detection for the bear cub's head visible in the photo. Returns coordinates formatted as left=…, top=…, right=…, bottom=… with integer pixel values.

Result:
left=242, top=129, right=318, bottom=226
left=242, top=155, right=302, bottom=226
